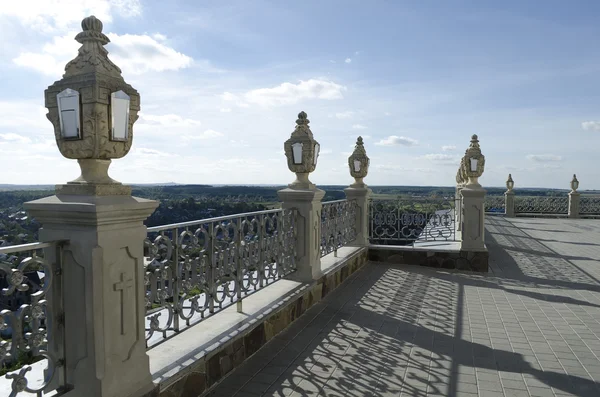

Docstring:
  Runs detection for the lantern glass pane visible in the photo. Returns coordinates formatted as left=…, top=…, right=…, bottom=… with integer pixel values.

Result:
left=314, top=143, right=320, bottom=165
left=57, top=89, right=80, bottom=139
left=111, top=91, right=130, bottom=141
left=470, top=157, right=478, bottom=172
left=353, top=160, right=361, bottom=172
left=291, top=142, right=303, bottom=164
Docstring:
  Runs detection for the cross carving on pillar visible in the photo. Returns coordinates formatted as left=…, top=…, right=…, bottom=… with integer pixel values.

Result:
left=114, top=272, right=134, bottom=335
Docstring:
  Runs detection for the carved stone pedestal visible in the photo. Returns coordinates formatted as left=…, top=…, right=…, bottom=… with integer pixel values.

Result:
left=344, top=186, right=371, bottom=247
left=24, top=194, right=158, bottom=397
left=460, top=185, right=487, bottom=252
left=277, top=188, right=325, bottom=281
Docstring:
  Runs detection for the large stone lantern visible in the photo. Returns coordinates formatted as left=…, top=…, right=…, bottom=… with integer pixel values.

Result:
left=284, top=111, right=320, bottom=189
left=348, top=136, right=369, bottom=187
left=45, top=15, right=140, bottom=195
left=462, top=134, right=485, bottom=187
left=24, top=16, right=158, bottom=397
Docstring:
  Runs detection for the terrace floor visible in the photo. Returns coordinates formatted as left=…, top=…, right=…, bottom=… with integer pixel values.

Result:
left=207, top=217, right=600, bottom=397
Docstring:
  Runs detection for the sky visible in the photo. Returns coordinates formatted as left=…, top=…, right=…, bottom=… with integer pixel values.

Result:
left=1, top=0, right=599, bottom=189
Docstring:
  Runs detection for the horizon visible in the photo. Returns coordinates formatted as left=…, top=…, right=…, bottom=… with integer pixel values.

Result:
left=0, top=182, right=590, bottom=192
left=1, top=1, right=599, bottom=188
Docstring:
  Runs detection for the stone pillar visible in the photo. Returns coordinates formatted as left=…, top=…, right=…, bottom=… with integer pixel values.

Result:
left=344, top=186, right=371, bottom=247
left=568, top=191, right=580, bottom=218
left=25, top=195, right=158, bottom=397
left=280, top=111, right=324, bottom=281
left=24, top=15, right=158, bottom=397
left=505, top=190, right=515, bottom=218
left=460, top=186, right=487, bottom=251
left=278, top=188, right=325, bottom=281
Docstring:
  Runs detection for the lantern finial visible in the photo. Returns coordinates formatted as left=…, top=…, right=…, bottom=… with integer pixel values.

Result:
left=348, top=136, right=369, bottom=187
left=284, top=111, right=320, bottom=189
left=296, top=111, right=309, bottom=126
left=45, top=15, right=140, bottom=196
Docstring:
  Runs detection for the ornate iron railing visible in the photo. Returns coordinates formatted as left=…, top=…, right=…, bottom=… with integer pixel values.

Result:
left=514, top=196, right=568, bottom=215
left=0, top=241, right=67, bottom=396
left=369, top=198, right=458, bottom=245
left=580, top=197, right=600, bottom=215
left=144, top=209, right=297, bottom=348
left=484, top=196, right=505, bottom=214
left=320, top=200, right=358, bottom=257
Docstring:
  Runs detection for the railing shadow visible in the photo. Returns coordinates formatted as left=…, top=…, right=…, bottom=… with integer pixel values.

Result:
left=208, top=217, right=600, bottom=397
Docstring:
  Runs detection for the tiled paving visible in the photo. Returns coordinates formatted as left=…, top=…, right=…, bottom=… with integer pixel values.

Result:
left=208, top=217, right=600, bottom=397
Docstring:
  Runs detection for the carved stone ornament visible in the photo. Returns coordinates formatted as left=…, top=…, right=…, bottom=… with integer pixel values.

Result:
left=570, top=174, right=579, bottom=193
left=44, top=15, right=140, bottom=195
left=506, top=174, right=514, bottom=192
left=348, top=136, right=370, bottom=187
left=283, top=111, right=320, bottom=189
left=462, top=134, right=485, bottom=186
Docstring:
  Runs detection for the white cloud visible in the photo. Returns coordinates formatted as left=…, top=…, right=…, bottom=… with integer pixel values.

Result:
left=221, top=92, right=238, bottom=101
left=139, top=113, right=201, bottom=127
left=107, top=33, right=193, bottom=74
left=220, top=108, right=232, bottom=113
left=244, top=79, right=346, bottom=107
left=0, top=133, right=32, bottom=144
left=352, top=124, right=367, bottom=130
left=183, top=129, right=224, bottom=140
left=345, top=58, right=352, bottom=64
left=134, top=148, right=172, bottom=157
left=335, top=111, right=354, bottom=119
left=375, top=164, right=433, bottom=173
left=582, top=121, right=600, bottom=131
left=375, top=136, right=418, bottom=146
left=13, top=31, right=193, bottom=76
left=527, top=154, right=563, bottom=162
left=384, top=112, right=391, bottom=116
left=152, top=33, right=167, bottom=41
left=442, top=145, right=456, bottom=151
left=421, top=154, right=461, bottom=163
left=0, top=0, right=141, bottom=32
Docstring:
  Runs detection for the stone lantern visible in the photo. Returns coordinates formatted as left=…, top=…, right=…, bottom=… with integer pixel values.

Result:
left=283, top=111, right=320, bottom=189
left=347, top=136, right=369, bottom=187
left=571, top=174, right=579, bottom=192
left=462, top=134, right=485, bottom=187
left=45, top=15, right=140, bottom=195
left=506, top=174, right=514, bottom=192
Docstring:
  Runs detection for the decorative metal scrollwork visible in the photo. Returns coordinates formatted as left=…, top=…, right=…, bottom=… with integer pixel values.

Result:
left=0, top=242, right=64, bottom=396
left=320, top=200, right=358, bottom=258
left=514, top=196, right=568, bottom=214
left=580, top=197, right=600, bottom=215
left=369, top=198, right=458, bottom=245
left=484, top=196, right=506, bottom=214
left=144, top=209, right=298, bottom=348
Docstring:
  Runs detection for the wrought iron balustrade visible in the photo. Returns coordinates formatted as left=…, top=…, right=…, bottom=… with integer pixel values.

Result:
left=369, top=198, right=458, bottom=245
left=514, top=196, right=568, bottom=216
left=144, top=209, right=297, bottom=348
left=0, top=241, right=66, bottom=396
left=320, top=200, right=358, bottom=258
left=484, top=196, right=506, bottom=214
left=580, top=197, right=600, bottom=215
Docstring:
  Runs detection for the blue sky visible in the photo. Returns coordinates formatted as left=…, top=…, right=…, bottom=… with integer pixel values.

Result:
left=1, top=0, right=599, bottom=189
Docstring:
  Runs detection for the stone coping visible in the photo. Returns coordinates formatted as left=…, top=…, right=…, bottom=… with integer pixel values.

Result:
left=370, top=241, right=461, bottom=252
left=369, top=245, right=489, bottom=272
left=146, top=246, right=369, bottom=397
